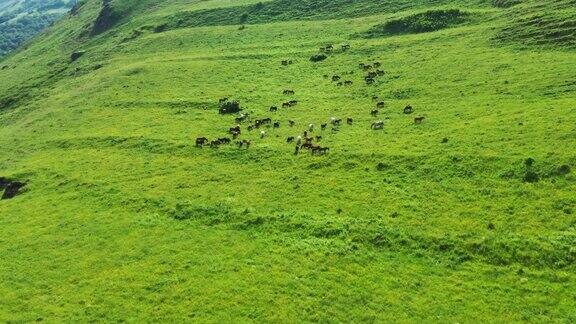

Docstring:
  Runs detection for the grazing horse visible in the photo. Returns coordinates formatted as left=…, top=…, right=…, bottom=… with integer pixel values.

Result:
left=288, top=120, right=295, bottom=127
left=315, top=135, right=322, bottom=141
left=344, top=80, right=353, bottom=86
left=273, top=122, right=280, bottom=128
left=229, top=126, right=241, bottom=134
left=231, top=130, right=240, bottom=139
left=376, top=69, right=385, bottom=76
left=404, top=105, right=413, bottom=114
left=301, top=143, right=314, bottom=150
left=337, top=82, right=343, bottom=86
left=365, top=77, right=375, bottom=85
left=332, top=75, right=341, bottom=82
left=321, top=123, right=327, bottom=130
left=371, top=109, right=379, bottom=117
left=196, top=137, right=209, bottom=147
left=371, top=121, right=384, bottom=130
left=308, top=123, right=314, bottom=132
left=414, top=117, right=425, bottom=124
left=235, top=113, right=249, bottom=124
left=260, top=130, right=266, bottom=138
left=296, top=136, right=302, bottom=146
left=218, top=138, right=231, bottom=144
left=210, top=140, right=221, bottom=148
left=287, top=136, right=295, bottom=143
left=283, top=89, right=295, bottom=95
left=372, top=95, right=379, bottom=101
left=376, top=102, right=385, bottom=109
left=331, top=118, right=342, bottom=126
left=237, top=140, right=251, bottom=148
left=270, top=106, right=278, bottom=112
left=374, top=62, right=381, bottom=68
left=312, top=147, right=329, bottom=155
left=347, top=118, right=353, bottom=125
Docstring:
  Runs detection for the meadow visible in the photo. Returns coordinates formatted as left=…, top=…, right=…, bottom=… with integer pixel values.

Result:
left=0, top=0, right=575, bottom=321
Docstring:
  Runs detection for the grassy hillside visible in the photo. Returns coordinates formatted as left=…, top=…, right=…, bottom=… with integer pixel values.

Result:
left=0, top=0, right=575, bottom=321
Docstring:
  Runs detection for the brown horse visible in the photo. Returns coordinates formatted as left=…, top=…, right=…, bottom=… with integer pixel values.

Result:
left=196, top=137, right=209, bottom=147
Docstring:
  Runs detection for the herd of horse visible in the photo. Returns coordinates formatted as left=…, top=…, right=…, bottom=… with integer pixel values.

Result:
left=196, top=49, right=426, bottom=155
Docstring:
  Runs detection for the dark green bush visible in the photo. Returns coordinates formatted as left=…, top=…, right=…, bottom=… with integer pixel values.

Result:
left=556, top=165, right=571, bottom=175
left=310, top=53, right=327, bottom=62
left=523, top=171, right=539, bottom=183
left=359, top=9, right=471, bottom=38
left=219, top=100, right=241, bottom=114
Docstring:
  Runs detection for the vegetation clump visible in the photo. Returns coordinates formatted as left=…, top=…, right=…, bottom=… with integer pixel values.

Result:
left=219, top=99, right=241, bottom=114
left=309, top=53, right=328, bottom=62
left=358, top=9, right=471, bottom=38
left=70, top=50, right=85, bottom=62
left=556, top=164, right=571, bottom=175
left=92, top=0, right=114, bottom=35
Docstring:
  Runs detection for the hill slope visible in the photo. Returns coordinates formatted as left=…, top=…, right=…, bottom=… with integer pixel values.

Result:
left=0, top=0, right=575, bottom=321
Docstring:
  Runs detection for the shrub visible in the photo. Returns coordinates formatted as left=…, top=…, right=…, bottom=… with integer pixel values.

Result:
left=523, top=171, right=539, bottom=183
left=359, top=9, right=470, bottom=38
left=556, top=165, right=571, bottom=176
left=376, top=162, right=389, bottom=171
left=310, top=53, right=327, bottom=62
left=219, top=100, right=241, bottom=114
left=524, top=157, right=535, bottom=167
left=239, top=13, right=249, bottom=24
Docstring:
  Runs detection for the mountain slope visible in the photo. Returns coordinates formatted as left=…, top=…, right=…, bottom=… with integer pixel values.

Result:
left=0, top=0, right=575, bottom=321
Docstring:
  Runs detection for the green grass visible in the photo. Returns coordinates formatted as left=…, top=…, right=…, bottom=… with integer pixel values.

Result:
left=0, top=0, right=575, bottom=321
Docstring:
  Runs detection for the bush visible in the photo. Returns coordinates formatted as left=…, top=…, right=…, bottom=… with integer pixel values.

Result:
left=376, top=162, right=389, bottom=171
left=556, top=165, right=571, bottom=176
left=219, top=100, right=241, bottom=114
left=310, top=53, right=327, bottom=62
left=524, top=157, right=535, bottom=167
left=359, top=9, right=470, bottom=38
left=523, top=171, right=539, bottom=183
